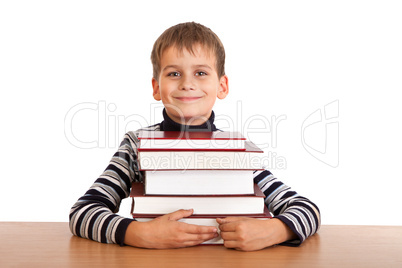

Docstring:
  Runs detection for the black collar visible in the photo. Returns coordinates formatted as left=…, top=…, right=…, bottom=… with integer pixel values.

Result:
left=159, top=109, right=217, bottom=132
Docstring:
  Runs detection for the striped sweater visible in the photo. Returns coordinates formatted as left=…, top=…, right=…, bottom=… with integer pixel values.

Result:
left=69, top=123, right=320, bottom=247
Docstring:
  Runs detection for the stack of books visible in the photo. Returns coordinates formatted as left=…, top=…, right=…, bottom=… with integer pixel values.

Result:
left=130, top=131, right=272, bottom=244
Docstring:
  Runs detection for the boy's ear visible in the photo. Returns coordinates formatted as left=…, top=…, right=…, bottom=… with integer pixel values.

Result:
left=152, top=78, right=161, bottom=101
left=217, top=75, right=229, bottom=100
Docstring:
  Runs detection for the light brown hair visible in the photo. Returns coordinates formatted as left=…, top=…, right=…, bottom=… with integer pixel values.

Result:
left=151, top=22, right=225, bottom=80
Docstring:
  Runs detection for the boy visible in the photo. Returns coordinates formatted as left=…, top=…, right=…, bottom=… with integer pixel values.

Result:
left=69, top=22, right=320, bottom=251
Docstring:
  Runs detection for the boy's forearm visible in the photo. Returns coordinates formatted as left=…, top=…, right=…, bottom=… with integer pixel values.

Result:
left=269, top=218, right=298, bottom=245
left=124, top=221, right=146, bottom=248
left=253, top=170, right=320, bottom=245
left=124, top=210, right=219, bottom=249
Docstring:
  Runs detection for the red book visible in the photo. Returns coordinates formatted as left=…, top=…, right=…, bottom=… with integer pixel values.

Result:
left=143, top=169, right=258, bottom=195
left=138, top=140, right=264, bottom=170
left=130, top=182, right=266, bottom=215
left=131, top=206, right=272, bottom=220
left=137, top=131, right=246, bottom=151
left=131, top=208, right=272, bottom=245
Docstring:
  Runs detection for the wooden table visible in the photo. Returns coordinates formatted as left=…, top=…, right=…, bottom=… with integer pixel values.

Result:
left=0, top=222, right=401, bottom=267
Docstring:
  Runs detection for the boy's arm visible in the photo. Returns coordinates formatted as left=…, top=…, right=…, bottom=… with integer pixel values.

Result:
left=69, top=131, right=218, bottom=247
left=218, top=169, right=320, bottom=251
left=217, top=217, right=297, bottom=251
left=124, top=209, right=218, bottom=249
left=69, top=132, right=138, bottom=245
left=255, top=169, right=320, bottom=246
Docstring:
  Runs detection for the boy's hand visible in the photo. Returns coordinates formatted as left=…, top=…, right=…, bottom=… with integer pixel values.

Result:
left=124, top=209, right=218, bottom=249
left=216, top=217, right=297, bottom=251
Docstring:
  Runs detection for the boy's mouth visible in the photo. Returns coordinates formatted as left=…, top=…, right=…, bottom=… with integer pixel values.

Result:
left=174, top=97, right=202, bottom=102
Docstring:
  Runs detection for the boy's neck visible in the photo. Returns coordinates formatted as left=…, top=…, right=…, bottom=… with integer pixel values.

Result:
left=160, top=109, right=217, bottom=132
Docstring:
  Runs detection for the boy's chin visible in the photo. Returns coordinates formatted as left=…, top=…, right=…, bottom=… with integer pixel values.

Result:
left=167, top=110, right=212, bottom=125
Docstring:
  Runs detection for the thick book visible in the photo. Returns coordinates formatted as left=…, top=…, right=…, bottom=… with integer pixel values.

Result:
left=130, top=182, right=266, bottom=215
left=132, top=208, right=272, bottom=245
left=138, top=140, right=264, bottom=170
left=143, top=169, right=257, bottom=195
left=137, top=131, right=246, bottom=151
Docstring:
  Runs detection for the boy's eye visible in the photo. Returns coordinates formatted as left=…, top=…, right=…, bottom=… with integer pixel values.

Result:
left=168, top=72, right=181, bottom=77
left=195, top=71, right=207, bottom=76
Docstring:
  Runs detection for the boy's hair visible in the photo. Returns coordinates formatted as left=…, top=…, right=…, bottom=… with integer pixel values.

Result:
left=151, top=22, right=225, bottom=80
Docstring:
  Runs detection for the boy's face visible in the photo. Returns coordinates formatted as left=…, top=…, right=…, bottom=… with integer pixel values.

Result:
left=152, top=44, right=229, bottom=125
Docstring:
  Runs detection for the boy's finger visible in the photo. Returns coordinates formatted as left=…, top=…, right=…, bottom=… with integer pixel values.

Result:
left=216, top=217, right=247, bottom=224
left=220, top=230, right=237, bottom=241
left=222, top=240, right=239, bottom=249
left=185, top=223, right=218, bottom=234
left=182, top=232, right=220, bottom=246
left=165, top=209, right=194, bottom=221
left=218, top=221, right=239, bottom=232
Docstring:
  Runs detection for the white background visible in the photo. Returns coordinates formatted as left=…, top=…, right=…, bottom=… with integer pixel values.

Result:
left=1, top=1, right=401, bottom=225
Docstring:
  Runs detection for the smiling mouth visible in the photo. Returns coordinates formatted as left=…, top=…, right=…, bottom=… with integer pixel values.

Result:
left=174, top=97, right=202, bottom=102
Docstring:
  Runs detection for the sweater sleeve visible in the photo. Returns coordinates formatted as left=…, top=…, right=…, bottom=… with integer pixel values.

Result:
left=69, top=132, right=140, bottom=245
left=253, top=169, right=321, bottom=246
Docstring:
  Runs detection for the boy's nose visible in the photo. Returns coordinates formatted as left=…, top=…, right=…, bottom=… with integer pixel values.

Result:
left=179, top=77, right=195, bottom=91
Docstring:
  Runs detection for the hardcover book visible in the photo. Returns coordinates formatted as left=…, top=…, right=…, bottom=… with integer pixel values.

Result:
left=129, top=130, right=268, bottom=246
left=143, top=169, right=258, bottom=195
left=137, top=131, right=246, bottom=151
left=138, top=140, right=264, bottom=170
left=130, top=182, right=266, bottom=215
left=132, top=208, right=272, bottom=245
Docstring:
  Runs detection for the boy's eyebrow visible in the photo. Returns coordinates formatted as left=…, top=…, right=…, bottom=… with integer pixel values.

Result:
left=162, top=64, right=213, bottom=72
left=193, top=64, right=213, bottom=70
left=162, top=65, right=180, bottom=72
